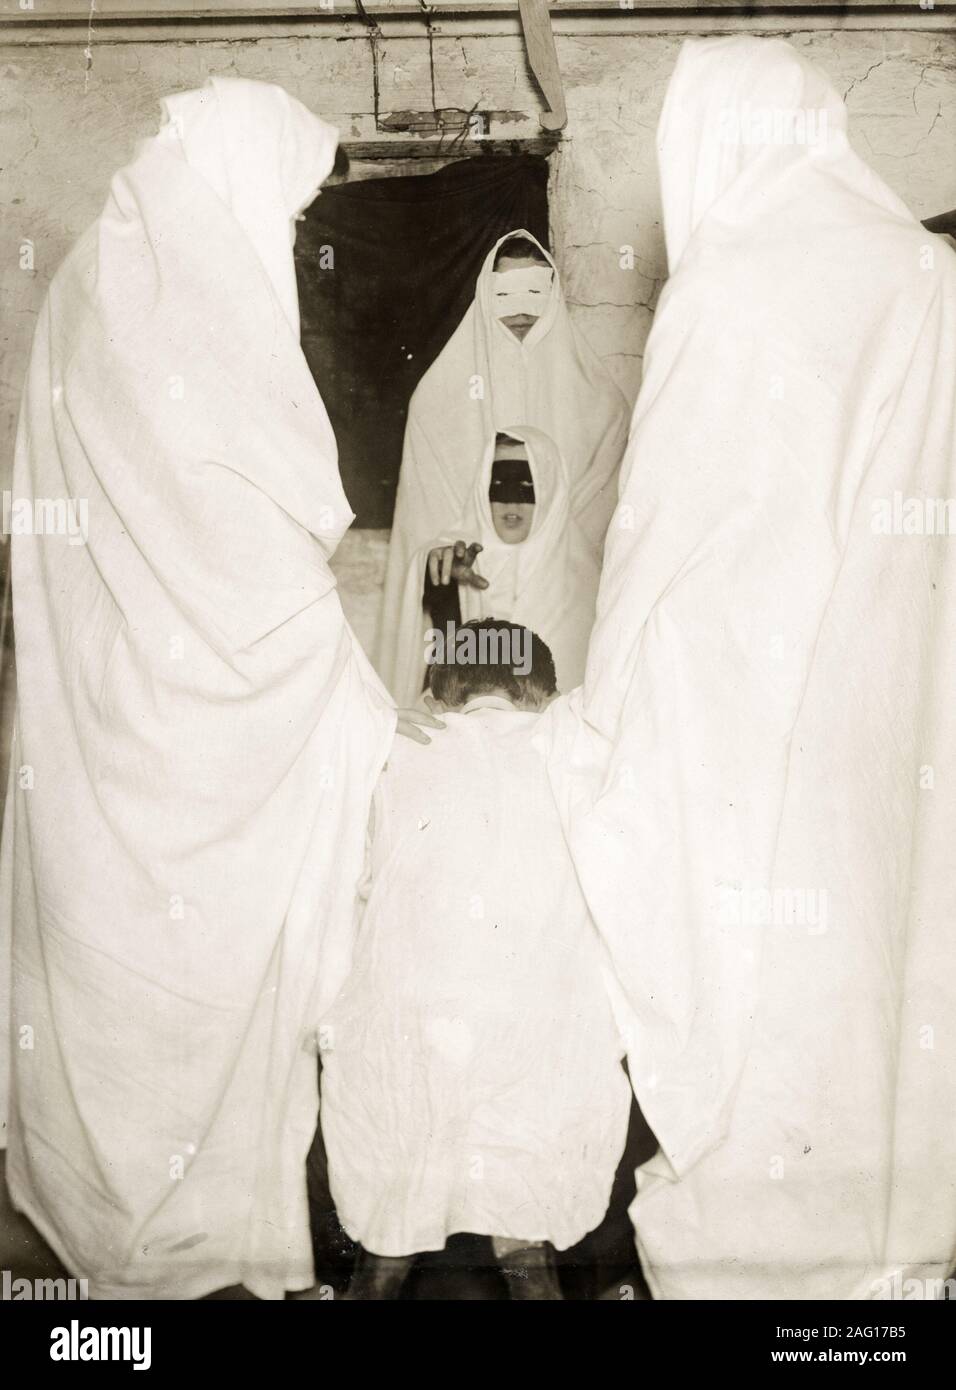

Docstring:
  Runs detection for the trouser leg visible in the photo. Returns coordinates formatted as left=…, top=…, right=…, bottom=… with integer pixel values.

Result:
left=492, top=1236, right=563, bottom=1300
left=343, top=1248, right=416, bottom=1300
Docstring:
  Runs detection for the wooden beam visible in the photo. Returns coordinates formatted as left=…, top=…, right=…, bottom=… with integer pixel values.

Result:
left=3, top=5, right=954, bottom=40
left=1, top=1, right=946, bottom=17
left=3, top=4, right=953, bottom=42
left=518, top=0, right=567, bottom=131
left=341, top=136, right=560, bottom=156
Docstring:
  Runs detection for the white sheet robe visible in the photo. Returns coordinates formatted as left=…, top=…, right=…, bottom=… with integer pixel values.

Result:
left=319, top=700, right=631, bottom=1257
left=538, top=37, right=956, bottom=1299
left=0, top=78, right=396, bottom=1300
left=377, top=230, right=629, bottom=703
left=392, top=426, right=600, bottom=698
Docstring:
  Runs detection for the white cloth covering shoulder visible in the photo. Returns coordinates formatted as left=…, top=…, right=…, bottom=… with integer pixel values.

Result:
left=0, top=77, right=396, bottom=1300
left=390, top=425, right=600, bottom=700
left=377, top=230, right=629, bottom=699
left=539, top=37, right=956, bottom=1298
left=320, top=702, right=631, bottom=1257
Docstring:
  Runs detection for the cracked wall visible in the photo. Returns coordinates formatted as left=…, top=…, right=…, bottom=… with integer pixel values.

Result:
left=2, top=25, right=954, bottom=652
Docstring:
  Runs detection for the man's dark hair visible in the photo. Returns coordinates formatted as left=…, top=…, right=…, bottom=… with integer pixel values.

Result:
left=492, top=234, right=550, bottom=268
left=332, top=144, right=351, bottom=179
left=427, top=619, right=556, bottom=707
left=495, top=431, right=524, bottom=450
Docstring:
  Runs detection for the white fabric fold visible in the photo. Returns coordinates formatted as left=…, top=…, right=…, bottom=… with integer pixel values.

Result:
left=540, top=37, right=956, bottom=1299
left=377, top=230, right=629, bottom=703
left=320, top=706, right=631, bottom=1256
left=0, top=77, right=396, bottom=1300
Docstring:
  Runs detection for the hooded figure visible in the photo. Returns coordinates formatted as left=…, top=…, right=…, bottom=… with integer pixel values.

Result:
left=392, top=426, right=600, bottom=699
left=0, top=78, right=396, bottom=1300
left=539, top=38, right=956, bottom=1298
left=319, top=626, right=630, bottom=1280
left=377, top=230, right=629, bottom=702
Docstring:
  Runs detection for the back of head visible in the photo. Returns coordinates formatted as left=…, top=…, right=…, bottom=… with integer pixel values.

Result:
left=427, top=620, right=556, bottom=709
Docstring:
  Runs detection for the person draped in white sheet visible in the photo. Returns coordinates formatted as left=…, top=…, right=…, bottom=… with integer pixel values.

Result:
left=539, top=36, right=956, bottom=1299
left=377, top=230, right=629, bottom=704
left=0, top=77, right=408, bottom=1301
left=392, top=425, right=600, bottom=698
left=319, top=620, right=631, bottom=1299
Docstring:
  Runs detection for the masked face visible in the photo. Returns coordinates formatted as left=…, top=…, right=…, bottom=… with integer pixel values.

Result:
left=491, top=254, right=553, bottom=341
left=489, top=442, right=535, bottom=543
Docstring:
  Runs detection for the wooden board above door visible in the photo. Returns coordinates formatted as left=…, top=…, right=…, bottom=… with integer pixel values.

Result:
left=3, top=1, right=944, bottom=20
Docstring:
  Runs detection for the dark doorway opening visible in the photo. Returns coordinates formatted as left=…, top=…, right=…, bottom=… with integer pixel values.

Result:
left=295, top=154, right=550, bottom=530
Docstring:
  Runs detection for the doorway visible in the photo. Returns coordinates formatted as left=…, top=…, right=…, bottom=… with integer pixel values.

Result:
left=294, top=152, right=551, bottom=659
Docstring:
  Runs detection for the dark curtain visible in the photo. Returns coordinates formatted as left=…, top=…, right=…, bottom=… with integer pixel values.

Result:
left=295, top=154, right=550, bottom=529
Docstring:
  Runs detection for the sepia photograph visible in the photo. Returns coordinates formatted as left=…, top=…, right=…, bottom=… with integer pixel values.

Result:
left=1, top=0, right=954, bottom=1366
